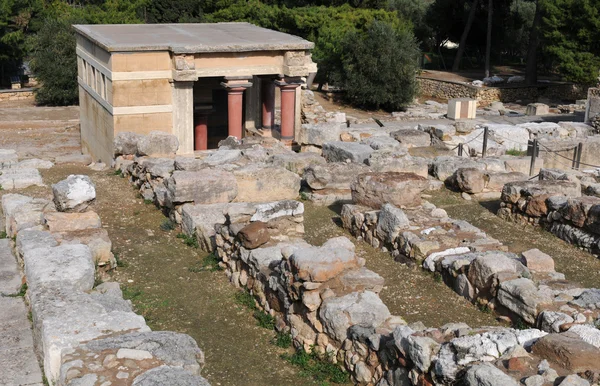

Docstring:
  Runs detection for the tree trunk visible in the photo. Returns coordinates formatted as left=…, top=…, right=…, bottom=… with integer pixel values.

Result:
left=452, top=0, right=480, bottom=72
left=484, top=0, right=493, bottom=78
left=525, top=0, right=542, bottom=85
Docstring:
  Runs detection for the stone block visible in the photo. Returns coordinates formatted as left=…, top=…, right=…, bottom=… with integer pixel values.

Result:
left=44, top=211, right=101, bottom=232
left=453, top=168, right=485, bottom=194
left=298, top=123, right=342, bottom=146
left=270, top=152, right=326, bottom=176
left=181, top=203, right=227, bottom=251
left=289, top=239, right=360, bottom=282
left=351, top=172, right=429, bottom=209
left=367, top=152, right=429, bottom=178
left=447, top=98, right=477, bottom=120
left=463, top=363, right=518, bottom=386
left=431, top=156, right=485, bottom=182
left=304, top=163, right=371, bottom=191
left=376, top=204, right=409, bottom=244
left=237, top=221, right=270, bottom=249
left=0, top=149, right=18, bottom=168
left=52, top=174, right=96, bottom=212
left=362, top=136, right=406, bottom=151
left=322, top=141, right=374, bottom=164
left=232, top=165, right=300, bottom=202
left=0, top=239, right=22, bottom=295
left=202, top=149, right=242, bottom=166
left=390, top=129, right=431, bottom=148
left=15, top=158, right=54, bottom=169
left=138, top=158, right=175, bottom=179
left=137, top=131, right=179, bottom=157
left=165, top=170, right=238, bottom=205
left=131, top=366, right=211, bottom=385
left=114, top=132, right=143, bottom=156
left=53, top=228, right=114, bottom=267
left=0, top=168, right=44, bottom=190
left=497, top=278, right=553, bottom=324
left=531, top=333, right=600, bottom=372
left=521, top=249, right=555, bottom=273
left=527, top=103, right=550, bottom=116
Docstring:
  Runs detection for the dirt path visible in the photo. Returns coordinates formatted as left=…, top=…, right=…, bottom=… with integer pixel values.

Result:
left=428, top=189, right=600, bottom=289
left=25, top=165, right=320, bottom=386
left=302, top=202, right=503, bottom=328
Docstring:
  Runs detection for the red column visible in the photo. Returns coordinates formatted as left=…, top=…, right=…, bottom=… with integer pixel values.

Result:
left=261, top=79, right=275, bottom=136
left=225, top=87, right=246, bottom=140
left=277, top=81, right=300, bottom=143
left=194, top=112, right=209, bottom=151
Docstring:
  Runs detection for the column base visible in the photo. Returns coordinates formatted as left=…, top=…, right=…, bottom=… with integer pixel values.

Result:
left=259, top=127, right=273, bottom=137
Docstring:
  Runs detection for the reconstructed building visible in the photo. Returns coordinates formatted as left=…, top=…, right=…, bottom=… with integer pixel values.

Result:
left=74, top=23, right=317, bottom=163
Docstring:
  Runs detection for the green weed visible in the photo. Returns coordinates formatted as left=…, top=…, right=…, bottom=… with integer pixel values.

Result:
left=234, top=290, right=257, bottom=310
left=513, top=317, right=528, bottom=330
left=202, top=253, right=222, bottom=272
left=176, top=233, right=199, bottom=248
left=506, top=149, right=527, bottom=156
left=254, top=310, right=276, bottom=330
left=282, top=348, right=348, bottom=384
left=273, top=331, right=292, bottom=348
left=0, top=231, right=7, bottom=239
left=143, top=199, right=153, bottom=205
left=160, top=219, right=176, bottom=232
left=433, top=272, right=443, bottom=283
left=122, top=285, right=143, bottom=301
left=6, top=283, right=27, bottom=297
left=113, top=169, right=122, bottom=176
left=114, top=252, right=128, bottom=268
left=299, top=191, right=309, bottom=201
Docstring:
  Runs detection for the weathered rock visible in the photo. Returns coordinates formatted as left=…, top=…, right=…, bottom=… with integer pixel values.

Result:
left=174, top=156, right=206, bottom=172
left=567, top=324, right=600, bottom=349
left=467, top=252, right=527, bottom=292
left=362, top=136, right=406, bottom=151
left=304, top=163, right=371, bottom=191
left=15, top=158, right=54, bottom=169
left=249, top=200, right=304, bottom=223
left=114, top=132, right=143, bottom=156
left=237, top=221, right=270, bottom=249
left=497, top=278, right=553, bottom=324
left=138, top=158, right=175, bottom=179
left=431, top=156, right=486, bottom=182
left=571, top=289, right=600, bottom=309
left=463, top=363, right=519, bottom=386
left=23, top=244, right=94, bottom=293
left=390, top=129, right=431, bottom=148
left=406, top=335, right=440, bottom=372
left=376, top=204, right=409, bottom=244
left=270, top=152, right=326, bottom=176
left=501, top=180, right=581, bottom=206
left=298, top=123, right=342, bottom=146
left=0, top=168, right=44, bottom=190
left=367, top=152, right=429, bottom=178
left=558, top=374, right=591, bottom=386
left=289, top=239, right=360, bottom=282
left=538, top=311, right=574, bottom=333
left=351, top=172, right=429, bottom=209
left=0, top=239, right=22, bottom=295
left=44, top=211, right=101, bottom=232
left=339, top=267, right=384, bottom=294
left=52, top=175, right=96, bottom=212
left=181, top=203, right=227, bottom=251
left=53, top=228, right=114, bottom=267
left=0, top=149, right=18, bottom=168
left=322, top=141, right=374, bottom=164
left=319, top=291, right=391, bottom=343
left=137, top=131, right=179, bottom=157
left=132, top=366, right=211, bottom=386
left=165, top=170, right=237, bottom=205
left=203, top=149, right=242, bottom=166
left=232, top=165, right=300, bottom=202
left=454, top=168, right=485, bottom=194
left=521, top=249, right=555, bottom=272
left=531, top=333, right=600, bottom=372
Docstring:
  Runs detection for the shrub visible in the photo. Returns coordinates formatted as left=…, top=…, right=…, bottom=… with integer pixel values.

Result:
left=335, top=20, right=419, bottom=111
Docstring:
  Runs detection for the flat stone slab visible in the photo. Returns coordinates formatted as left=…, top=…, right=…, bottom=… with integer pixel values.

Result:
left=0, top=297, right=43, bottom=385
left=0, top=168, right=43, bottom=190
left=0, top=239, right=22, bottom=295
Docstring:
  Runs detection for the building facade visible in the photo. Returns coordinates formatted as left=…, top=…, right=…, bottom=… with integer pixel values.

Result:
left=74, top=23, right=317, bottom=163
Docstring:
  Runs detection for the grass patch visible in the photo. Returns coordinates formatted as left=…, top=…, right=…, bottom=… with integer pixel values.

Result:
left=0, top=231, right=7, bottom=239
left=160, top=219, right=176, bottom=232
left=512, top=317, right=528, bottom=330
left=254, top=310, right=276, bottom=329
left=273, top=331, right=292, bottom=348
left=114, top=252, right=128, bottom=268
left=202, top=253, right=222, bottom=272
left=234, top=290, right=257, bottom=310
left=299, top=191, right=309, bottom=201
left=177, top=233, right=199, bottom=248
left=143, top=199, right=154, bottom=205
left=113, top=169, right=122, bottom=176
left=505, top=149, right=527, bottom=156
left=5, top=283, right=27, bottom=297
left=282, top=348, right=348, bottom=384
left=478, top=304, right=492, bottom=314
left=122, top=285, right=143, bottom=301
left=433, top=272, right=443, bottom=283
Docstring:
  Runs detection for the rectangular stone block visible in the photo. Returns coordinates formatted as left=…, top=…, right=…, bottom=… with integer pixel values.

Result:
left=447, top=98, right=477, bottom=120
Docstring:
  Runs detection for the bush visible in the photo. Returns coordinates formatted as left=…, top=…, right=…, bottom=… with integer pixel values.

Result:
left=29, top=18, right=79, bottom=106
left=335, top=21, right=419, bottom=111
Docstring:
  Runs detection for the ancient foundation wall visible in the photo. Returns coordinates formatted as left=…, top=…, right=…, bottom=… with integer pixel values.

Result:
left=0, top=88, right=35, bottom=102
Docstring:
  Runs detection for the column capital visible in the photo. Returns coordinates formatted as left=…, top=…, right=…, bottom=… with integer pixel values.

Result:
left=221, top=76, right=253, bottom=90
left=275, top=77, right=302, bottom=88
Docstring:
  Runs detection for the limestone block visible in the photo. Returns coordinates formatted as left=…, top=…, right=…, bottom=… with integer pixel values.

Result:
left=367, top=152, right=429, bottom=178
left=202, top=149, right=242, bottom=166
left=131, top=366, right=211, bottom=385
left=497, top=278, right=553, bottom=324
left=53, top=228, right=114, bottom=266
left=390, top=129, right=431, bottom=148
left=24, top=244, right=94, bottom=293
left=138, top=158, right=175, bottom=179
left=487, top=124, right=530, bottom=152
left=16, top=229, right=58, bottom=257
left=338, top=267, right=384, bottom=294
left=526, top=103, right=550, bottom=116
left=463, top=363, right=518, bottom=386
left=52, top=175, right=96, bottom=212
left=361, top=136, right=406, bottom=151
left=304, top=163, right=371, bottom=191
left=538, top=311, right=574, bottom=333
left=114, top=132, right=143, bottom=156
left=0, top=149, right=18, bottom=168
left=453, top=168, right=486, bottom=194
left=44, top=211, right=101, bottom=232
left=232, top=165, right=300, bottom=202
left=137, top=131, right=179, bottom=157
left=298, top=123, right=342, bottom=146
left=165, top=170, right=238, bottom=205
left=485, top=171, right=528, bottom=191
left=521, top=249, right=555, bottom=273
left=270, top=152, right=326, bottom=176
left=319, top=291, right=391, bottom=343
left=250, top=200, right=304, bottom=223
left=351, top=172, right=429, bottom=209
left=16, top=158, right=54, bottom=169
left=289, top=240, right=360, bottom=282
left=467, top=251, right=527, bottom=291
left=181, top=203, right=227, bottom=252
left=322, top=141, right=374, bottom=164
left=531, top=333, right=600, bottom=372
left=376, top=204, right=409, bottom=244
left=2, top=194, right=55, bottom=237
left=431, top=156, right=485, bottom=182
left=447, top=98, right=477, bottom=120
left=0, top=239, right=22, bottom=295
left=174, top=156, right=206, bottom=172
left=0, top=168, right=43, bottom=190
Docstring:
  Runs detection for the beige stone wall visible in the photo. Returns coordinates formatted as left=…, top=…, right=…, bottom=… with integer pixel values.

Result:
left=194, top=51, right=284, bottom=78
left=112, top=79, right=172, bottom=107
left=111, top=52, right=171, bottom=72
left=79, top=85, right=114, bottom=164
left=0, top=90, right=35, bottom=102
left=115, top=112, right=173, bottom=135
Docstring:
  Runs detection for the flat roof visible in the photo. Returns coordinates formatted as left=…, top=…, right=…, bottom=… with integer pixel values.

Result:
left=73, top=22, right=314, bottom=54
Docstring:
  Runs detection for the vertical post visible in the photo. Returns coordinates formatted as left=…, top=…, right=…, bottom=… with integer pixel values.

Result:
left=529, top=139, right=538, bottom=176
left=221, top=78, right=253, bottom=140
left=482, top=127, right=489, bottom=158
left=458, top=143, right=463, bottom=157
left=572, top=146, right=578, bottom=169
left=576, top=142, right=583, bottom=169
left=261, top=78, right=275, bottom=136
left=194, top=113, right=208, bottom=151
left=275, top=77, right=302, bottom=146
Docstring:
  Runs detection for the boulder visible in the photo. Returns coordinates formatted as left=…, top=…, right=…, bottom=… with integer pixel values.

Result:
left=165, top=170, right=237, bottom=205
left=431, top=156, right=485, bottom=182
left=376, top=204, right=409, bottom=244
left=467, top=252, right=527, bottom=291
left=52, top=175, right=96, bottom=212
left=202, top=149, right=242, bottom=166
left=558, top=375, right=590, bottom=386
left=463, top=363, right=519, bottom=386
left=454, top=168, right=485, bottom=194
left=351, top=172, right=429, bottom=209
left=270, top=152, right=326, bottom=176
left=114, top=132, right=143, bottom=156
left=137, top=158, right=175, bottom=179
left=304, top=163, right=371, bottom=191
left=390, top=129, right=431, bottom=148
left=44, top=211, right=101, bottom=232
left=137, top=131, right=179, bottom=157
left=237, top=221, right=270, bottom=249
left=485, top=171, right=528, bottom=191
left=571, top=289, right=600, bottom=309
left=322, top=141, right=374, bottom=164
left=319, top=291, right=391, bottom=343
left=298, top=123, right=342, bottom=146
left=497, top=278, right=553, bottom=324
left=521, top=249, right=555, bottom=272
left=232, top=165, right=300, bottom=202
left=538, top=311, right=574, bottom=333
left=531, top=333, right=600, bottom=372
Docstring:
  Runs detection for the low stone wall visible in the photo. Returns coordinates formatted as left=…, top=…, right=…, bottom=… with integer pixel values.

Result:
left=2, top=183, right=209, bottom=384
left=417, top=77, right=587, bottom=105
left=0, top=88, right=35, bottom=102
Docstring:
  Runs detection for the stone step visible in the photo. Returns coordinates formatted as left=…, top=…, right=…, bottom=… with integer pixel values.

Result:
left=0, top=238, right=22, bottom=295
left=0, top=297, right=43, bottom=386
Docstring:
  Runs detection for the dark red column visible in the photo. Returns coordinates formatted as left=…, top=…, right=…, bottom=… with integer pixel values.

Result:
left=194, top=110, right=210, bottom=151
left=225, top=87, right=246, bottom=140
left=261, top=78, right=275, bottom=136
left=276, top=79, right=301, bottom=144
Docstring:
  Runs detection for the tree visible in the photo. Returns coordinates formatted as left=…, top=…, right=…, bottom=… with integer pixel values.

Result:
left=452, top=0, right=480, bottom=71
left=29, top=17, right=79, bottom=105
left=525, top=0, right=541, bottom=84
left=145, top=0, right=204, bottom=23
left=484, top=0, right=492, bottom=77
left=335, top=20, right=419, bottom=110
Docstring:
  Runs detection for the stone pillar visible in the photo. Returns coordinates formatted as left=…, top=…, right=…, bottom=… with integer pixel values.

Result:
left=276, top=78, right=302, bottom=144
left=221, top=78, right=252, bottom=140
left=193, top=107, right=211, bottom=151
left=171, top=81, right=194, bottom=155
left=261, top=78, right=276, bottom=136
